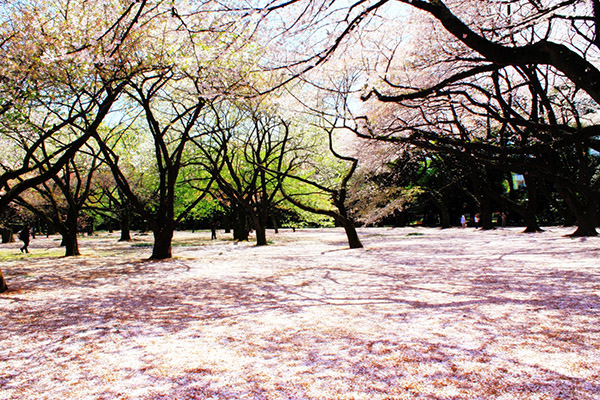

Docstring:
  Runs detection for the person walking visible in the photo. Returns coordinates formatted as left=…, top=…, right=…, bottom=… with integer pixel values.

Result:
left=19, top=224, right=31, bottom=254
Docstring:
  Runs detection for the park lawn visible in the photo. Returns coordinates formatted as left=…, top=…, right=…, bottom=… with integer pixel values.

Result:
left=0, top=227, right=599, bottom=399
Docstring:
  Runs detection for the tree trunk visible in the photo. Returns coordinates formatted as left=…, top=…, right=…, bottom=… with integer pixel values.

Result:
left=119, top=203, right=131, bottom=242
left=119, top=225, right=131, bottom=242
left=253, top=210, right=268, bottom=246
left=45, top=223, right=56, bottom=237
left=478, top=194, right=494, bottom=230
left=338, top=217, right=363, bottom=249
left=223, top=213, right=231, bottom=234
left=233, top=223, right=249, bottom=241
left=271, top=215, right=279, bottom=234
left=428, top=191, right=451, bottom=229
left=0, top=269, right=7, bottom=293
left=232, top=208, right=249, bottom=241
left=521, top=174, right=543, bottom=233
left=487, top=183, right=543, bottom=233
left=556, top=185, right=598, bottom=237
left=521, top=212, right=543, bottom=233
left=569, top=222, right=598, bottom=237
left=438, top=206, right=451, bottom=229
left=151, top=224, right=173, bottom=259
left=255, top=224, right=267, bottom=246
left=471, top=172, right=494, bottom=230
left=1, top=228, right=14, bottom=244
left=62, top=231, right=80, bottom=256
left=61, top=214, right=81, bottom=256
left=62, top=209, right=81, bottom=256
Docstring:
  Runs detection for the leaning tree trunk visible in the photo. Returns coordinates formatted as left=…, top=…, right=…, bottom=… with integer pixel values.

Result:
left=0, top=269, right=7, bottom=293
left=336, top=216, right=363, bottom=249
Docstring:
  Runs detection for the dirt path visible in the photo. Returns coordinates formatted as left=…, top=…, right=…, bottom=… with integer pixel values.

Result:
left=1, top=227, right=599, bottom=399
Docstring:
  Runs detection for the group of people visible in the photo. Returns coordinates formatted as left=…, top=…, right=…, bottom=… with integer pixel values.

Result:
left=461, top=212, right=507, bottom=228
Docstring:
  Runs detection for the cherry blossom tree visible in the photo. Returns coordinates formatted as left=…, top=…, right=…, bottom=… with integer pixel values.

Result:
left=246, top=0, right=600, bottom=235
left=0, top=0, right=152, bottom=291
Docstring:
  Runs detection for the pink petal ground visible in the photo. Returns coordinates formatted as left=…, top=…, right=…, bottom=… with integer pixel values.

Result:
left=0, top=227, right=598, bottom=399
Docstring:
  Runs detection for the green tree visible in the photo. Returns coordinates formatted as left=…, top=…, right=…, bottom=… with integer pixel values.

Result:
left=276, top=115, right=364, bottom=248
left=194, top=101, right=294, bottom=246
left=95, top=70, right=211, bottom=259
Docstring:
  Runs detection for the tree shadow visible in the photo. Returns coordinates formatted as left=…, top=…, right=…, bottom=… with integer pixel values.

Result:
left=1, top=228, right=599, bottom=399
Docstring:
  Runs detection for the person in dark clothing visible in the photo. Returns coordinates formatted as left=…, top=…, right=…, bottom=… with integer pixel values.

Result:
left=19, top=224, right=31, bottom=253
left=210, top=221, right=217, bottom=240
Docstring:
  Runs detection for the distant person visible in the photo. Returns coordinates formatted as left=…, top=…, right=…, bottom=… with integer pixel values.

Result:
left=474, top=213, right=480, bottom=228
left=19, top=224, right=31, bottom=254
left=210, top=222, right=217, bottom=240
left=460, top=215, right=467, bottom=228
left=501, top=211, right=507, bottom=227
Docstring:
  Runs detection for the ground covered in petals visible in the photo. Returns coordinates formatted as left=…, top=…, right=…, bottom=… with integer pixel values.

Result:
left=1, top=227, right=599, bottom=399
